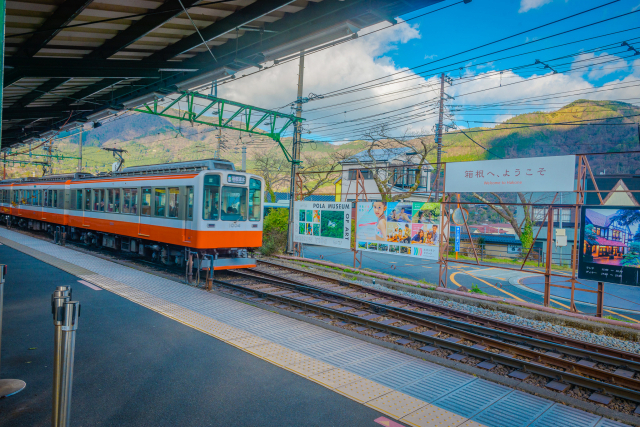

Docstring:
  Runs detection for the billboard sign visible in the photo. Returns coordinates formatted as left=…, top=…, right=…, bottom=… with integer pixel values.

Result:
left=445, top=155, right=576, bottom=193
left=293, top=201, right=351, bottom=249
left=578, top=206, right=640, bottom=287
left=356, top=201, right=441, bottom=260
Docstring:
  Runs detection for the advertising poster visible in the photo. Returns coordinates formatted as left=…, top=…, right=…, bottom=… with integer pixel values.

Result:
left=578, top=206, right=640, bottom=287
left=356, top=201, right=441, bottom=260
left=293, top=201, right=351, bottom=249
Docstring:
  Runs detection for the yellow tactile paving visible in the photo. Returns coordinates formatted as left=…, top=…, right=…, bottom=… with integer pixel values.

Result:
left=335, top=378, right=394, bottom=403
left=287, top=358, right=336, bottom=377
left=263, top=350, right=313, bottom=369
left=366, top=391, right=429, bottom=419
left=227, top=335, right=273, bottom=349
left=246, top=343, right=289, bottom=358
left=400, top=404, right=469, bottom=427
left=309, top=368, right=364, bottom=389
left=459, top=421, right=487, bottom=427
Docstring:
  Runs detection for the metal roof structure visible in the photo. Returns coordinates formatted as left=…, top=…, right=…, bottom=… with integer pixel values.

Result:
left=1, top=0, right=442, bottom=149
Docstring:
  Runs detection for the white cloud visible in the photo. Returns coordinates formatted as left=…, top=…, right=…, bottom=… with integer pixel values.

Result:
left=211, top=20, right=639, bottom=144
left=519, top=0, right=554, bottom=13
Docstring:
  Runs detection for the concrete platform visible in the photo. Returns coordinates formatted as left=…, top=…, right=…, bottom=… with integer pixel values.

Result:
left=0, top=228, right=632, bottom=427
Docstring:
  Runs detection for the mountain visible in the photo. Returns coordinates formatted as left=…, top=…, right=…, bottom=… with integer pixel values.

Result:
left=4, top=99, right=639, bottom=179
left=439, top=100, right=640, bottom=174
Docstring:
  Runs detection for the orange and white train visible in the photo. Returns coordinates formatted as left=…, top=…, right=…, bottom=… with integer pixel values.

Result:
left=0, top=159, right=263, bottom=270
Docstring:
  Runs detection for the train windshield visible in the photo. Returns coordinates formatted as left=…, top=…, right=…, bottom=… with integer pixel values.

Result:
left=221, top=186, right=247, bottom=221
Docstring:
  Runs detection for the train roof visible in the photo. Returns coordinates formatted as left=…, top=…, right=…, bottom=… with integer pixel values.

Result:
left=116, top=159, right=235, bottom=176
left=0, top=159, right=237, bottom=184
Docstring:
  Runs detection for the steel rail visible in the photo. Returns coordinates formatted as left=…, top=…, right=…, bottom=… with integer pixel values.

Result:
left=213, top=275, right=640, bottom=404
left=232, top=269, right=640, bottom=393
left=243, top=269, right=640, bottom=372
left=255, top=260, right=640, bottom=363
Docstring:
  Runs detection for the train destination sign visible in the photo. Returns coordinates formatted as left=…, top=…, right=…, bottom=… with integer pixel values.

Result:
left=445, top=155, right=576, bottom=193
left=293, top=201, right=352, bottom=249
left=578, top=206, right=640, bottom=287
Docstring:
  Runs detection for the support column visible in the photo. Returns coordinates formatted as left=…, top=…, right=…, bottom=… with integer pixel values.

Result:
left=434, top=73, right=445, bottom=200
left=544, top=207, right=553, bottom=307
left=596, top=282, right=604, bottom=318
left=287, top=51, right=304, bottom=254
left=0, top=0, right=4, bottom=152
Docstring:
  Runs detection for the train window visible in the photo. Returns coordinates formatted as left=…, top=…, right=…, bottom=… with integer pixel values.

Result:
left=94, top=189, right=105, bottom=212
left=187, top=186, right=193, bottom=220
left=249, top=179, right=261, bottom=221
left=44, top=190, right=49, bottom=207
left=75, top=190, right=82, bottom=210
left=168, top=188, right=179, bottom=218
left=113, top=189, right=120, bottom=213
left=14, top=190, right=18, bottom=205
left=203, top=175, right=220, bottom=221
left=141, top=187, right=151, bottom=216
left=25, top=190, right=30, bottom=206
left=107, top=189, right=113, bottom=212
left=221, top=186, right=247, bottom=221
left=53, top=190, right=58, bottom=208
left=85, top=189, right=91, bottom=210
left=131, top=189, right=139, bottom=214
left=154, top=188, right=166, bottom=217
left=123, top=189, right=131, bottom=213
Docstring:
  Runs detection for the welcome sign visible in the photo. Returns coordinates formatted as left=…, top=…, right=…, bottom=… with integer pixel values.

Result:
left=445, top=155, right=576, bottom=193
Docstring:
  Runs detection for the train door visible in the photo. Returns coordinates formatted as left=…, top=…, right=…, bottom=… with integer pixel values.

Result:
left=139, top=187, right=151, bottom=236
left=182, top=186, right=194, bottom=242
left=82, top=188, right=91, bottom=227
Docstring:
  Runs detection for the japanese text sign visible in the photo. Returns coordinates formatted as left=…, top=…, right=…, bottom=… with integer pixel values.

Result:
left=445, top=155, right=576, bottom=193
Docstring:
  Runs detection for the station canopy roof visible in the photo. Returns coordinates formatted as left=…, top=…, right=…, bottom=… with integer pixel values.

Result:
left=2, top=0, right=440, bottom=149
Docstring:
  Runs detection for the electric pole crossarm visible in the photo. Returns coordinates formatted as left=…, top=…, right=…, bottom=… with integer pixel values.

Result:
left=132, top=91, right=304, bottom=162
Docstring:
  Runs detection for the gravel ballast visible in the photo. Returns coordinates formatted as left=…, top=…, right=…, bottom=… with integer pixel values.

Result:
left=359, top=279, right=640, bottom=355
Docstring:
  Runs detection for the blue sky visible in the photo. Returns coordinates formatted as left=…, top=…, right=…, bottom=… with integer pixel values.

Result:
left=216, top=0, right=639, bottom=144
left=128, top=0, right=639, bottom=147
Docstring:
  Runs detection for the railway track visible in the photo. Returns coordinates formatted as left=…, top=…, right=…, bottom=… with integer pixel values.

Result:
left=254, top=260, right=640, bottom=362
left=212, top=264, right=640, bottom=409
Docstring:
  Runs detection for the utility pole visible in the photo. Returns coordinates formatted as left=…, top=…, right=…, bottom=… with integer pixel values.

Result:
left=77, top=132, right=82, bottom=172
left=48, top=140, right=53, bottom=176
left=287, top=51, right=305, bottom=254
left=214, top=80, right=221, bottom=159
left=434, top=73, right=445, bottom=201
left=241, top=146, right=247, bottom=171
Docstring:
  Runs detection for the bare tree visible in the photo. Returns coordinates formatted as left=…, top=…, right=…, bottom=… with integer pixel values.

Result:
left=471, top=191, right=542, bottom=250
left=251, top=148, right=289, bottom=202
left=297, top=151, right=343, bottom=199
left=336, top=125, right=440, bottom=202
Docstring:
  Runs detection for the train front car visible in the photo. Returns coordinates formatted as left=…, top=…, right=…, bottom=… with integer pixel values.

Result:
left=193, top=167, right=264, bottom=270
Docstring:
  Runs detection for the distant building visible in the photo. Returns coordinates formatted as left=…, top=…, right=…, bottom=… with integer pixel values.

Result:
left=335, top=147, right=433, bottom=202
left=468, top=223, right=515, bottom=235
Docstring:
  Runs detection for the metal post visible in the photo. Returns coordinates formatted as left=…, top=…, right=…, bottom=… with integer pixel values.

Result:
left=0, top=264, right=26, bottom=398
left=287, top=51, right=305, bottom=253
left=214, top=80, right=221, bottom=159
left=77, top=132, right=83, bottom=172
left=57, top=300, right=80, bottom=427
left=241, top=146, right=246, bottom=171
left=434, top=73, right=445, bottom=201
left=596, top=282, right=604, bottom=318
left=51, top=286, right=71, bottom=427
left=544, top=207, right=554, bottom=307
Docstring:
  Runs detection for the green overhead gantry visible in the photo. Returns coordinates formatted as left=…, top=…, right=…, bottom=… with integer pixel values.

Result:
left=131, top=91, right=304, bottom=163
left=132, top=91, right=305, bottom=164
